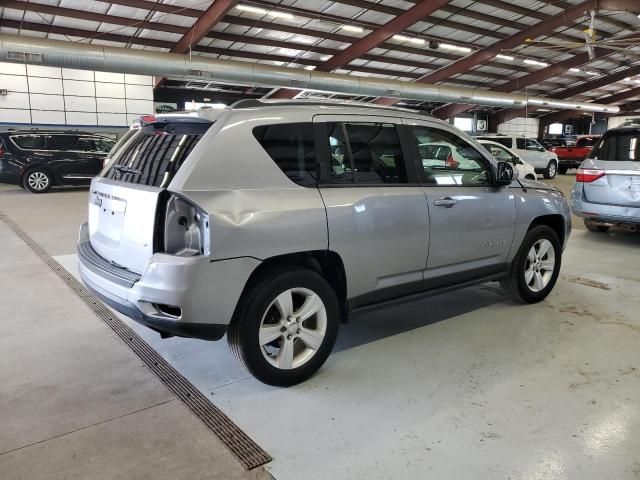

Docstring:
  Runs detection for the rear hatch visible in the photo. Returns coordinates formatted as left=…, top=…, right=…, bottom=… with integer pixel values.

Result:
left=580, top=128, right=640, bottom=208
left=88, top=115, right=213, bottom=273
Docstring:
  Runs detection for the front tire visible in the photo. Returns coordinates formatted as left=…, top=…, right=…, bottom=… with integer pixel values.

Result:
left=227, top=267, right=339, bottom=386
left=500, top=225, right=561, bottom=304
left=543, top=160, right=558, bottom=179
left=22, top=168, right=53, bottom=193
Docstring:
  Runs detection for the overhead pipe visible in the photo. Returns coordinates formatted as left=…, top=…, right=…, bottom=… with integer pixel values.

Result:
left=0, top=34, right=620, bottom=114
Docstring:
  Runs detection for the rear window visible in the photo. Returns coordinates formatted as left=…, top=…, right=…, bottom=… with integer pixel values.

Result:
left=576, top=137, right=598, bottom=148
left=591, top=131, right=640, bottom=161
left=102, top=121, right=211, bottom=187
left=11, top=135, right=45, bottom=150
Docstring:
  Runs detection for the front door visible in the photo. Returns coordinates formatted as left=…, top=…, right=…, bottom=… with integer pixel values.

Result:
left=404, top=122, right=516, bottom=281
left=313, top=115, right=429, bottom=307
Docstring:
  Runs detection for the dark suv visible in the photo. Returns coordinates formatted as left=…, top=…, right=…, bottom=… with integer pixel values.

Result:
left=0, top=130, right=115, bottom=193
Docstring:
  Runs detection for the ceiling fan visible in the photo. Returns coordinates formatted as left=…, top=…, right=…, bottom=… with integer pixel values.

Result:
left=515, top=10, right=640, bottom=61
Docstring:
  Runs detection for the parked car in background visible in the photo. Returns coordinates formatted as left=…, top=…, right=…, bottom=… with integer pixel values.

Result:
left=475, top=134, right=559, bottom=179
left=478, top=140, right=537, bottom=180
left=0, top=130, right=115, bottom=193
left=552, top=135, right=600, bottom=174
left=571, top=125, right=640, bottom=232
left=77, top=101, right=571, bottom=386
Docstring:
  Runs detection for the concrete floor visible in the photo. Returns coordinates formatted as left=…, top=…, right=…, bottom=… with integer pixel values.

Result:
left=1, top=175, right=640, bottom=479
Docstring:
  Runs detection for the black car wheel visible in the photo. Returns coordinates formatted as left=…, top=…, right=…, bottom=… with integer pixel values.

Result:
left=500, top=225, right=561, bottom=304
left=543, top=161, right=558, bottom=179
left=228, top=266, right=340, bottom=386
left=22, top=168, right=53, bottom=193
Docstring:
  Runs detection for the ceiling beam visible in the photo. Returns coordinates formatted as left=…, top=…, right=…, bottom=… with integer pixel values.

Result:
left=171, top=0, right=238, bottom=54
left=375, top=0, right=604, bottom=106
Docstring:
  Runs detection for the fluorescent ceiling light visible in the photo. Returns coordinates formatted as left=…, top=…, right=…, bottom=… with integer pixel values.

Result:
left=496, top=54, right=514, bottom=61
left=341, top=25, right=363, bottom=33
left=586, top=71, right=599, bottom=75
left=393, top=35, right=409, bottom=41
left=236, top=5, right=267, bottom=14
left=267, top=11, right=293, bottom=20
left=569, top=68, right=581, bottom=72
left=304, top=65, right=316, bottom=71
left=523, top=59, right=549, bottom=67
left=408, top=37, right=425, bottom=45
left=440, top=43, right=472, bottom=53
left=236, top=5, right=293, bottom=20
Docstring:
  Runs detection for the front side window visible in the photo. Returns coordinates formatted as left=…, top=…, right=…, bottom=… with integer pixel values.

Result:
left=411, top=126, right=491, bottom=186
left=591, top=131, right=640, bottom=161
left=526, top=138, right=543, bottom=151
left=11, top=135, right=45, bottom=150
left=253, top=122, right=317, bottom=186
left=516, top=138, right=526, bottom=150
left=322, top=122, right=407, bottom=185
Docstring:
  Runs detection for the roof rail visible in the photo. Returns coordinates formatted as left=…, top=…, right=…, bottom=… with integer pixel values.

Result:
left=230, top=98, right=432, bottom=116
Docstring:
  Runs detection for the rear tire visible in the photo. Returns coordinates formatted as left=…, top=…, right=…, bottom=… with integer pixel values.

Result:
left=22, top=168, right=52, bottom=193
left=584, top=219, right=610, bottom=232
left=500, top=225, right=561, bottom=304
left=543, top=160, right=558, bottom=179
left=227, top=267, right=339, bottom=386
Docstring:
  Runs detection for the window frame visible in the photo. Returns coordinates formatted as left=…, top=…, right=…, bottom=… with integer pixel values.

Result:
left=314, top=117, right=420, bottom=187
left=404, top=122, right=497, bottom=188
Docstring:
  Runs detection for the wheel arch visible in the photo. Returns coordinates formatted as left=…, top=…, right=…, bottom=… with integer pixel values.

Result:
left=528, top=214, right=566, bottom=246
left=21, top=163, right=56, bottom=186
left=233, top=250, right=348, bottom=323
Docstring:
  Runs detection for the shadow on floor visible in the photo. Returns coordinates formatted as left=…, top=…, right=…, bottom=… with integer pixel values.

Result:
left=334, top=284, right=505, bottom=352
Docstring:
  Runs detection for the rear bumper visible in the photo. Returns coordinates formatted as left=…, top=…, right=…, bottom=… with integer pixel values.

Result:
left=571, top=184, right=640, bottom=225
left=77, top=222, right=261, bottom=341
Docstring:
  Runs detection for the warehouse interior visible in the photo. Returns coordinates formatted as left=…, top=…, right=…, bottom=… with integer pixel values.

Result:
left=1, top=1, right=640, bottom=479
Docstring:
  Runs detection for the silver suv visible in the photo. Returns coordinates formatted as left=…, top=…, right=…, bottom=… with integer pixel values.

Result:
left=77, top=100, right=571, bottom=386
left=571, top=125, right=640, bottom=232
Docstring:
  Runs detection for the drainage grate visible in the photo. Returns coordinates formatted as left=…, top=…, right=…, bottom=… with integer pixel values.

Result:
left=0, top=210, right=271, bottom=471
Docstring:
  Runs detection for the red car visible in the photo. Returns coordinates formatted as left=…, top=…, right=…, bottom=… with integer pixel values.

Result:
left=551, top=135, right=600, bottom=174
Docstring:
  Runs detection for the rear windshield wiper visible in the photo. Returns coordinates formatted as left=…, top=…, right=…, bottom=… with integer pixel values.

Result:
left=112, top=165, right=142, bottom=176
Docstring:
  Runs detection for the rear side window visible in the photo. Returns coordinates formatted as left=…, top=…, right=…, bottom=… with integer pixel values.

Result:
left=11, top=135, right=45, bottom=150
left=591, top=131, right=640, bottom=161
left=322, top=122, right=407, bottom=185
left=577, top=137, right=598, bottom=148
left=102, top=121, right=211, bottom=187
left=252, top=123, right=317, bottom=186
left=516, top=138, right=526, bottom=150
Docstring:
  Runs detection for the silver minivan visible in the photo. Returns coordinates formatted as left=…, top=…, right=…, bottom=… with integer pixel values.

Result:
left=78, top=100, right=571, bottom=386
left=571, top=125, right=640, bottom=232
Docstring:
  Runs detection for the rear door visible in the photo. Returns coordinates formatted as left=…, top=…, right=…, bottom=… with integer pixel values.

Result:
left=313, top=115, right=429, bottom=305
left=89, top=118, right=212, bottom=273
left=581, top=129, right=640, bottom=208
left=405, top=121, right=516, bottom=280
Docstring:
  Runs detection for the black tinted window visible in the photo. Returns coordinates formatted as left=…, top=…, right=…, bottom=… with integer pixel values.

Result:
left=516, top=138, right=526, bottom=149
left=576, top=137, right=598, bottom=148
left=253, top=123, right=317, bottom=186
left=323, top=122, right=407, bottom=185
left=411, top=126, right=491, bottom=186
left=11, top=135, right=45, bottom=150
left=103, top=121, right=210, bottom=188
left=591, top=131, right=640, bottom=161
left=48, top=135, right=85, bottom=151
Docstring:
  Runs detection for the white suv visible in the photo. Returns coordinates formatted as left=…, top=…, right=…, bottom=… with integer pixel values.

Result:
left=476, top=135, right=559, bottom=179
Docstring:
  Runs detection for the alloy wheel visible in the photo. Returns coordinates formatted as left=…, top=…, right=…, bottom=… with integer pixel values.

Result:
left=259, top=287, right=327, bottom=370
left=524, top=239, right=556, bottom=292
left=27, top=171, right=49, bottom=191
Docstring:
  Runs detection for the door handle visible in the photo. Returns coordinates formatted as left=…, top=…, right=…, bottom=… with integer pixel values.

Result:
left=434, top=197, right=458, bottom=208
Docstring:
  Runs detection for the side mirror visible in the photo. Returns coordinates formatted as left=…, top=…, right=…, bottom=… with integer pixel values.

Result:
left=538, top=146, right=545, bottom=152
left=495, top=161, right=515, bottom=186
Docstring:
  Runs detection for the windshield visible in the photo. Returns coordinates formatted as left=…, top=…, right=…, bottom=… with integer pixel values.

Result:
left=101, top=120, right=212, bottom=187
left=590, top=131, right=640, bottom=161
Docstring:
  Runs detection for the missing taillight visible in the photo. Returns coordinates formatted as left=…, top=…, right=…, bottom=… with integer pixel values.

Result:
left=163, top=194, right=210, bottom=257
left=576, top=168, right=605, bottom=183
